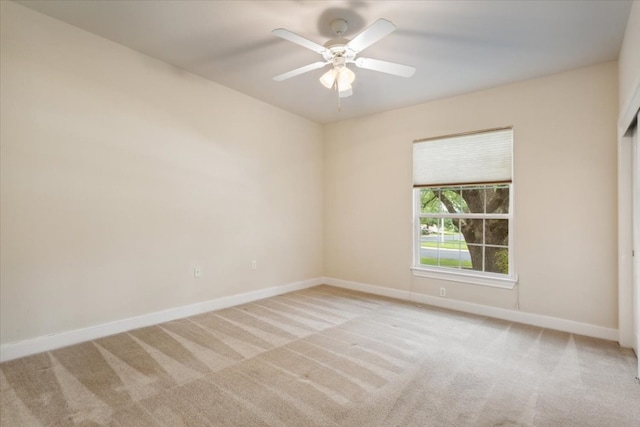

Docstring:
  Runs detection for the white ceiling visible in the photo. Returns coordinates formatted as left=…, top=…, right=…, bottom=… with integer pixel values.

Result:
left=15, top=0, right=632, bottom=124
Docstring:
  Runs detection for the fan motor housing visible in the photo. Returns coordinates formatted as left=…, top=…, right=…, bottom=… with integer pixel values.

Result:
left=322, top=40, right=356, bottom=63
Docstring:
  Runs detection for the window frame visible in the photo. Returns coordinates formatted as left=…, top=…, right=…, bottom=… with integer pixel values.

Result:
left=412, top=184, right=516, bottom=288
left=411, top=128, right=517, bottom=289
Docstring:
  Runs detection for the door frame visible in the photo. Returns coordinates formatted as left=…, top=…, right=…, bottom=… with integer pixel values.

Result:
left=618, top=81, right=640, bottom=379
left=632, top=112, right=639, bottom=376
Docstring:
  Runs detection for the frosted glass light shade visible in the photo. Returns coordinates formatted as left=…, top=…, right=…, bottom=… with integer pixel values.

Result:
left=337, top=66, right=355, bottom=89
left=319, top=66, right=355, bottom=93
left=319, top=68, right=338, bottom=89
left=338, top=87, right=353, bottom=98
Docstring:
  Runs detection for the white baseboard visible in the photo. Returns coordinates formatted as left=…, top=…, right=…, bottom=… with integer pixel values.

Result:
left=2, top=276, right=621, bottom=362
left=323, top=277, right=619, bottom=342
left=0, top=278, right=322, bottom=362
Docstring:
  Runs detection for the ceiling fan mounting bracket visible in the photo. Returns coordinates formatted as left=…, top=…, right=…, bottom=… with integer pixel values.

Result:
left=330, top=18, right=348, bottom=36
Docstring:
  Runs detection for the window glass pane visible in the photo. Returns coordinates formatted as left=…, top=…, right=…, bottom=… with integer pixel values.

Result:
left=440, top=252, right=461, bottom=269
left=466, top=244, right=483, bottom=272
left=419, top=217, right=429, bottom=236
left=459, top=218, right=483, bottom=245
left=450, top=218, right=464, bottom=243
left=448, top=219, right=472, bottom=269
left=461, top=186, right=485, bottom=213
left=459, top=217, right=483, bottom=272
left=419, top=229, right=439, bottom=267
left=485, top=185, right=510, bottom=214
left=485, top=247, right=509, bottom=274
left=441, top=187, right=465, bottom=214
left=420, top=189, right=445, bottom=214
left=485, top=219, right=509, bottom=245
left=419, top=217, right=438, bottom=266
left=441, top=217, right=460, bottom=269
left=420, top=218, right=472, bottom=270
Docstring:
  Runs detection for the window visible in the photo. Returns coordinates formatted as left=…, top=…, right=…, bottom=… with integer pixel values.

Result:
left=412, top=128, right=516, bottom=288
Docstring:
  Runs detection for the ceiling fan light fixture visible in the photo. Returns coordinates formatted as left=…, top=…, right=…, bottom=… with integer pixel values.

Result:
left=319, top=68, right=338, bottom=89
left=338, top=87, right=353, bottom=98
left=336, top=66, right=355, bottom=90
left=273, top=18, right=416, bottom=104
left=320, top=65, right=355, bottom=95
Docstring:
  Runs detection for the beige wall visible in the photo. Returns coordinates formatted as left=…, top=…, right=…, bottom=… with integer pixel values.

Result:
left=0, top=2, right=324, bottom=344
left=324, top=62, right=619, bottom=328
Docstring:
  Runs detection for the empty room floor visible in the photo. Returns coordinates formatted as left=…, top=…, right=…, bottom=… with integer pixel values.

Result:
left=1, top=285, right=639, bottom=426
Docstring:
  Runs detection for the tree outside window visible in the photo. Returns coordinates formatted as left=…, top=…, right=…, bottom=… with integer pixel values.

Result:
left=417, top=184, right=510, bottom=275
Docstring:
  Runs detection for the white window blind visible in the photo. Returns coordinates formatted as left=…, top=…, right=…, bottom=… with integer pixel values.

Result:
left=413, top=127, right=513, bottom=187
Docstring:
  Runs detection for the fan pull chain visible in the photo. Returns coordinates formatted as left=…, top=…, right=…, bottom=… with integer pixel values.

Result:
left=335, top=81, right=342, bottom=112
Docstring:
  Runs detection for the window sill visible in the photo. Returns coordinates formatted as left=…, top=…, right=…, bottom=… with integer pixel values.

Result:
left=411, top=267, right=518, bottom=289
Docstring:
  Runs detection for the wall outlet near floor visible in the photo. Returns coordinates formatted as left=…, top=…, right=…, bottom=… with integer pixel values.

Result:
left=439, top=287, right=446, bottom=297
left=193, top=267, right=202, bottom=278
left=251, top=260, right=257, bottom=270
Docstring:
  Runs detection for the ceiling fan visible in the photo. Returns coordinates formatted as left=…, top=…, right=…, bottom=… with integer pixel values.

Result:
left=272, top=18, right=416, bottom=98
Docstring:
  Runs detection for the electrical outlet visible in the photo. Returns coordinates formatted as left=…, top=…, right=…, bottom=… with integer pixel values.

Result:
left=439, top=287, right=446, bottom=297
left=194, top=267, right=202, bottom=278
left=251, top=260, right=257, bottom=270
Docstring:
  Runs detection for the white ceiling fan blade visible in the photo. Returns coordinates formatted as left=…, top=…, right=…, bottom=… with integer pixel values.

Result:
left=347, top=19, right=396, bottom=54
left=273, top=61, right=329, bottom=81
left=272, top=28, right=327, bottom=54
left=355, top=57, right=416, bottom=78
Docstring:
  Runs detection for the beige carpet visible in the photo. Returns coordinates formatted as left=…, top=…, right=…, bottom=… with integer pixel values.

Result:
left=1, top=285, right=639, bottom=426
